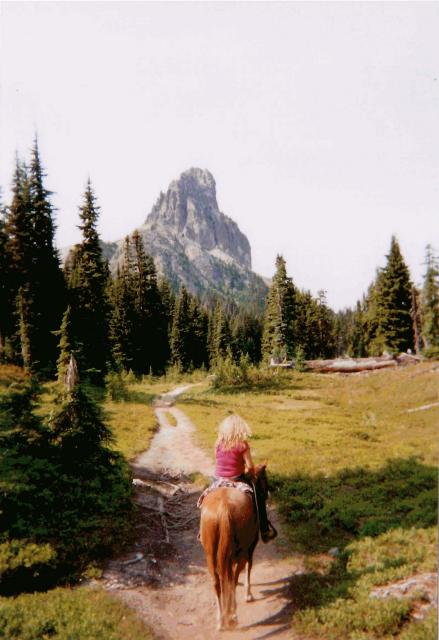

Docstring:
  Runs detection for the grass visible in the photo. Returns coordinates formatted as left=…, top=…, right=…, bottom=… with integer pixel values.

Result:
left=176, top=362, right=438, bottom=639
left=178, top=363, right=438, bottom=475
left=0, top=586, right=153, bottom=639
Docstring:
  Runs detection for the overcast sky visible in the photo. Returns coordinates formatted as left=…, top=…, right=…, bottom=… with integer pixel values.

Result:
left=1, top=1, right=438, bottom=310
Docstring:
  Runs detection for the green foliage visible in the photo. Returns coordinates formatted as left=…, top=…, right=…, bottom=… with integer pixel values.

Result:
left=294, top=345, right=306, bottom=371
left=0, top=540, right=56, bottom=576
left=66, top=180, right=110, bottom=382
left=292, top=526, right=436, bottom=639
left=105, top=370, right=129, bottom=402
left=0, top=587, right=153, bottom=639
left=421, top=244, right=439, bottom=353
left=211, top=352, right=284, bottom=391
left=273, top=458, right=437, bottom=550
left=262, top=254, right=296, bottom=361
left=0, top=378, right=133, bottom=592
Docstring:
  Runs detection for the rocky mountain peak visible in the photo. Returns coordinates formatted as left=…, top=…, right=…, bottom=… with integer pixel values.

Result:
left=146, top=168, right=251, bottom=270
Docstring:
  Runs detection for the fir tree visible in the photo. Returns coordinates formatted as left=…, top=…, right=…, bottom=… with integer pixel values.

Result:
left=211, top=302, right=232, bottom=365
left=27, top=138, right=65, bottom=373
left=56, top=306, right=75, bottom=383
left=0, top=192, right=10, bottom=361
left=170, top=286, right=192, bottom=370
left=421, top=244, right=439, bottom=354
left=17, top=286, right=33, bottom=371
left=66, top=180, right=110, bottom=381
left=130, top=230, right=167, bottom=373
left=369, top=237, right=414, bottom=354
left=3, top=160, right=32, bottom=363
left=262, top=255, right=296, bottom=361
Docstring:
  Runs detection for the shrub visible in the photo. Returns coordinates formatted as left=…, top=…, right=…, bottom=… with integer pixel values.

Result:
left=0, top=587, right=153, bottom=639
left=105, top=370, right=129, bottom=402
left=0, top=380, right=133, bottom=592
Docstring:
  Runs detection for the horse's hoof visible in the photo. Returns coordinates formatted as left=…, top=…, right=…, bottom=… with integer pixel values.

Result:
left=245, top=594, right=254, bottom=602
left=228, top=616, right=238, bottom=629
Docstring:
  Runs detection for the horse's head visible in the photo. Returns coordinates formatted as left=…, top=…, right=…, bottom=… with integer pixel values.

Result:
left=255, top=462, right=269, bottom=500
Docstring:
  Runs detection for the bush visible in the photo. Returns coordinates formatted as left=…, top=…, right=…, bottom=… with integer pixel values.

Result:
left=0, top=380, right=133, bottom=592
left=105, top=370, right=129, bottom=402
left=212, top=352, right=287, bottom=391
left=0, top=587, right=153, bottom=639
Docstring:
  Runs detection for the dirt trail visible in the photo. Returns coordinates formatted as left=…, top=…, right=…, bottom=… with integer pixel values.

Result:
left=102, top=384, right=305, bottom=640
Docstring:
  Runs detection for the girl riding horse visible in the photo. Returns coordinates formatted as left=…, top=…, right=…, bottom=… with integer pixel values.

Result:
left=214, top=414, right=277, bottom=543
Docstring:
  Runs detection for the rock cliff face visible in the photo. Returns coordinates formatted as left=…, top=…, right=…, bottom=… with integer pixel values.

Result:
left=106, top=168, right=267, bottom=306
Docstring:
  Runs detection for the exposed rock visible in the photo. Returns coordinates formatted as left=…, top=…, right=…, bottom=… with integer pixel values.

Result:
left=103, top=168, right=268, bottom=307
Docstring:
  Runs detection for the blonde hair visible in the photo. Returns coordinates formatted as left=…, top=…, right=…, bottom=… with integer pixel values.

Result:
left=215, top=414, right=252, bottom=451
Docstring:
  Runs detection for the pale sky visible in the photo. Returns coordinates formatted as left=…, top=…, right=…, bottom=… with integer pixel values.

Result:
left=1, top=1, right=438, bottom=310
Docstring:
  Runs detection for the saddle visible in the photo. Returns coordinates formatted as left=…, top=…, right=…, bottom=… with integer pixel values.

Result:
left=196, top=478, right=253, bottom=509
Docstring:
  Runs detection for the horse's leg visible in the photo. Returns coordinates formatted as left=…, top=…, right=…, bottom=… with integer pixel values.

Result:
left=206, top=550, right=223, bottom=629
left=244, top=540, right=258, bottom=602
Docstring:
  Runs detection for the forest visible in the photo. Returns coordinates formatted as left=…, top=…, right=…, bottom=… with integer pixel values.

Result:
left=1, top=141, right=438, bottom=382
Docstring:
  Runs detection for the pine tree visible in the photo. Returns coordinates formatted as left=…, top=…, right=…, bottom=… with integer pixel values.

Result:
left=0, top=191, right=10, bottom=361
left=369, top=237, right=413, bottom=354
left=421, top=244, right=439, bottom=354
left=211, top=302, right=232, bottom=364
left=170, top=286, right=192, bottom=370
left=231, top=310, right=262, bottom=363
left=188, top=297, right=209, bottom=369
left=66, top=180, right=110, bottom=381
left=130, top=230, right=167, bottom=373
left=262, top=255, right=296, bottom=362
left=27, top=138, right=65, bottom=373
left=17, top=286, right=33, bottom=371
left=3, top=160, right=32, bottom=363
left=56, top=306, right=75, bottom=383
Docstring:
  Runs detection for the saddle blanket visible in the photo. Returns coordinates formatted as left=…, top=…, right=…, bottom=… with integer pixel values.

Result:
left=197, top=478, right=253, bottom=509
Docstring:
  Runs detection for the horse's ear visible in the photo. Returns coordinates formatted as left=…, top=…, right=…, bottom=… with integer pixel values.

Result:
left=262, top=459, right=268, bottom=469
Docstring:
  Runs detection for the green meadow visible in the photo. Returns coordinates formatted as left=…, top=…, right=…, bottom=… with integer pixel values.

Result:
left=178, top=362, right=438, bottom=639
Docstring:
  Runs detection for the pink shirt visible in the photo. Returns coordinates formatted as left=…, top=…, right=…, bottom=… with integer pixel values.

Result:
left=215, top=441, right=249, bottom=478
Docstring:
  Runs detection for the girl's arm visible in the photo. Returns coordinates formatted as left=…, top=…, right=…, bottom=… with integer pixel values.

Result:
left=243, top=444, right=255, bottom=478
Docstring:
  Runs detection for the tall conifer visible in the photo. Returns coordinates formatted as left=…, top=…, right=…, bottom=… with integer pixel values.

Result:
left=421, top=244, right=439, bottom=354
left=370, top=237, right=413, bottom=354
left=262, top=255, right=296, bottom=361
left=67, top=180, right=110, bottom=380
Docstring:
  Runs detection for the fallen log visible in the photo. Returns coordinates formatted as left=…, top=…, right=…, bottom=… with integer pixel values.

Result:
left=304, top=353, right=422, bottom=374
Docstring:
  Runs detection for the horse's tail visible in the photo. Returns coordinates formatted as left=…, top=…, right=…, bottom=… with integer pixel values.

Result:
left=216, top=499, right=235, bottom=623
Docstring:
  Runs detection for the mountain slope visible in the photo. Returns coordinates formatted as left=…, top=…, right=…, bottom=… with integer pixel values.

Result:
left=104, top=168, right=268, bottom=307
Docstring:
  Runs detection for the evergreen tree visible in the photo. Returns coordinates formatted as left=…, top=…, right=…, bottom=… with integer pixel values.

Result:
left=27, top=138, right=65, bottom=373
left=421, top=244, right=439, bottom=354
left=17, top=286, right=33, bottom=371
left=349, top=300, right=368, bottom=357
left=170, top=286, right=192, bottom=370
left=369, top=237, right=414, bottom=354
left=0, top=192, right=10, bottom=361
left=262, top=255, right=296, bottom=361
left=188, top=297, right=209, bottom=369
left=231, top=310, right=262, bottom=363
left=3, top=161, right=32, bottom=363
left=66, top=180, right=110, bottom=381
left=130, top=230, right=167, bottom=373
left=211, top=302, right=232, bottom=364
left=56, top=306, right=75, bottom=383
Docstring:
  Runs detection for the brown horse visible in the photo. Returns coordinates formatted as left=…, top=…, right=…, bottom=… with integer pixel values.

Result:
left=199, top=464, right=269, bottom=631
